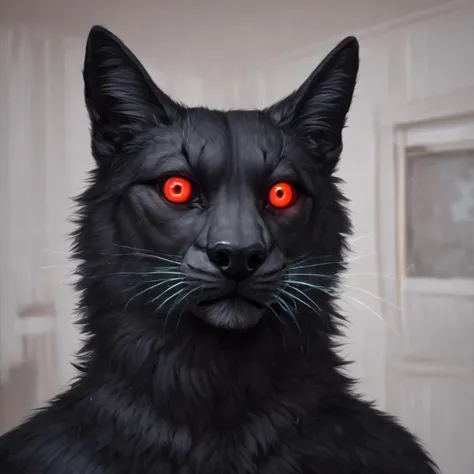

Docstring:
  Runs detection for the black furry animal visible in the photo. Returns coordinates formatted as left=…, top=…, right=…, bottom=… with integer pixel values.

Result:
left=0, top=25, right=439, bottom=474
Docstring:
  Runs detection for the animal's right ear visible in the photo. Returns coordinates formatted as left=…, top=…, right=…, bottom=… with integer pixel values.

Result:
left=83, top=25, right=179, bottom=164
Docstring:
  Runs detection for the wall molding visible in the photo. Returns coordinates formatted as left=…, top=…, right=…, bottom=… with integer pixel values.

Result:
left=405, top=278, right=474, bottom=297
left=255, top=0, right=470, bottom=69
left=400, top=362, right=474, bottom=378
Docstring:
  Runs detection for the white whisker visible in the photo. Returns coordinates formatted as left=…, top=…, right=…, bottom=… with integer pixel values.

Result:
left=344, top=272, right=396, bottom=281
left=339, top=283, right=400, bottom=310
left=344, top=294, right=399, bottom=336
left=348, top=233, right=372, bottom=243
left=42, top=249, right=70, bottom=255
left=289, top=272, right=396, bottom=282
left=291, top=252, right=375, bottom=271
left=41, top=264, right=75, bottom=270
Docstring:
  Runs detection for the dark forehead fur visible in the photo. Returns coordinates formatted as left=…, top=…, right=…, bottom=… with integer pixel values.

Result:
left=152, top=108, right=316, bottom=187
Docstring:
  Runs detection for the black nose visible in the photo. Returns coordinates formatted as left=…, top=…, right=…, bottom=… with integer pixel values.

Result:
left=207, top=242, right=267, bottom=281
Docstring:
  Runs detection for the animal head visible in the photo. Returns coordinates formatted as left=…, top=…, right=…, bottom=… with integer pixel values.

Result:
left=76, top=26, right=359, bottom=331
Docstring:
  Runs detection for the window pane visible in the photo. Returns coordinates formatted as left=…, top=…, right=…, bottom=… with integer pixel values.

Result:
left=406, top=150, right=474, bottom=278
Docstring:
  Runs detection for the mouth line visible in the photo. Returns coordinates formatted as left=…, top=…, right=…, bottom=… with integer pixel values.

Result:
left=197, top=293, right=265, bottom=309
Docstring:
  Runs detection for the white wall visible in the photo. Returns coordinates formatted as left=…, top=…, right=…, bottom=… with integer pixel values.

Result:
left=0, top=26, right=65, bottom=385
left=2, top=0, right=453, bottom=73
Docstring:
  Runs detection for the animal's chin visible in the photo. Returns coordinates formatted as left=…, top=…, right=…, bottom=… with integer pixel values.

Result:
left=194, top=295, right=265, bottom=330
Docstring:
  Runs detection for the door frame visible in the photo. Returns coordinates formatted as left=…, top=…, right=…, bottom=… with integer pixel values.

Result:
left=374, top=85, right=474, bottom=414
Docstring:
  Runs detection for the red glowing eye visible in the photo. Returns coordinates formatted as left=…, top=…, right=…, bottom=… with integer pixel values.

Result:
left=162, top=177, right=192, bottom=204
left=268, top=182, right=295, bottom=209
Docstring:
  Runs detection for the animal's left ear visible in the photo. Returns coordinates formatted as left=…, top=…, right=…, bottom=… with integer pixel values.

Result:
left=265, top=36, right=359, bottom=174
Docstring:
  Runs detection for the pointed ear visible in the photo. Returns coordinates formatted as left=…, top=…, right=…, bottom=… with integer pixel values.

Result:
left=265, top=37, right=359, bottom=174
left=83, top=25, right=179, bottom=163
